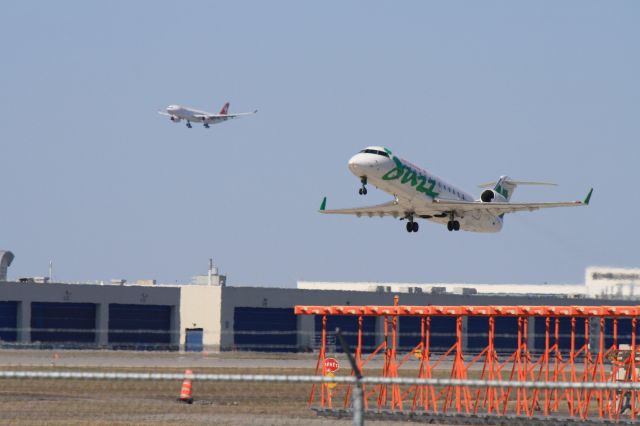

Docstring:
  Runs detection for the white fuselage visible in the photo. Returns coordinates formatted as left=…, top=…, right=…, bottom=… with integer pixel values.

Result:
left=348, top=151, right=503, bottom=232
left=166, top=105, right=228, bottom=124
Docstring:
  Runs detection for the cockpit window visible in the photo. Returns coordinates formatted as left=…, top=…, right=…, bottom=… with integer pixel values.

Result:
left=360, top=149, right=390, bottom=158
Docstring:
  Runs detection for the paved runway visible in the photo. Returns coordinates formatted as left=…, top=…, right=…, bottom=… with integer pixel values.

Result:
left=0, top=349, right=322, bottom=369
left=0, top=349, right=463, bottom=372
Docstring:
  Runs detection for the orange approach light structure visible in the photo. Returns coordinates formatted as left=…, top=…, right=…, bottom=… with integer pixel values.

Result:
left=295, top=300, right=640, bottom=421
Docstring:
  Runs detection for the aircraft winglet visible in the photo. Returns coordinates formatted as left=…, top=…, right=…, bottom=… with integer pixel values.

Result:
left=320, top=197, right=327, bottom=211
left=584, top=188, right=593, bottom=205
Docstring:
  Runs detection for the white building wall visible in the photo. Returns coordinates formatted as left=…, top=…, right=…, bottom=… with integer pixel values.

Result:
left=585, top=267, right=640, bottom=299
left=179, top=285, right=222, bottom=350
left=297, top=281, right=586, bottom=296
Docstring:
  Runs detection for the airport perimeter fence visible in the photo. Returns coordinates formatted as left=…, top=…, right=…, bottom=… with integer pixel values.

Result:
left=2, top=371, right=640, bottom=425
left=0, top=326, right=628, bottom=354
left=2, top=327, right=500, bottom=352
left=5, top=303, right=640, bottom=423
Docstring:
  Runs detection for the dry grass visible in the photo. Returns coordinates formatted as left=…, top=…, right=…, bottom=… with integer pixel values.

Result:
left=0, top=366, right=330, bottom=425
left=0, top=354, right=614, bottom=425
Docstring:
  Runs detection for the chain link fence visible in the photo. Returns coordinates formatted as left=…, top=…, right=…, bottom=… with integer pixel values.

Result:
left=2, top=368, right=640, bottom=425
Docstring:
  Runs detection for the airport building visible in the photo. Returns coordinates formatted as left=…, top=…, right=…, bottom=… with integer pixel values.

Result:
left=1, top=250, right=639, bottom=353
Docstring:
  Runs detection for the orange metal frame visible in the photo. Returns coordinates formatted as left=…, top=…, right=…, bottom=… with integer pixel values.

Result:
left=296, top=300, right=640, bottom=421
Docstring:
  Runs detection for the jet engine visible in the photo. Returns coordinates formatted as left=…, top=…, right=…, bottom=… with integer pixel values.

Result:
left=480, top=189, right=506, bottom=203
left=170, top=116, right=181, bottom=123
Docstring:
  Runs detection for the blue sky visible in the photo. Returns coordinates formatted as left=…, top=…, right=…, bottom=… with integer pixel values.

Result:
left=1, top=2, right=638, bottom=286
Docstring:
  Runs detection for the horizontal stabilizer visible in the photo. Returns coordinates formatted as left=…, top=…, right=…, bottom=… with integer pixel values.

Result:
left=478, top=179, right=557, bottom=189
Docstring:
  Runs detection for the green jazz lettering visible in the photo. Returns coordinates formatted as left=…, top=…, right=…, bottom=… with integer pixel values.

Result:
left=417, top=176, right=439, bottom=198
left=382, top=157, right=439, bottom=199
left=381, top=157, right=405, bottom=180
left=401, top=169, right=418, bottom=186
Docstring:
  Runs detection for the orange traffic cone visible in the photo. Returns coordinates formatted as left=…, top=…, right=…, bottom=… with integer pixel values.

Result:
left=178, top=369, right=194, bottom=404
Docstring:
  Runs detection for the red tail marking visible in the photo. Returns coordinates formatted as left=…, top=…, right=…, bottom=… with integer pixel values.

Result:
left=219, top=102, right=230, bottom=115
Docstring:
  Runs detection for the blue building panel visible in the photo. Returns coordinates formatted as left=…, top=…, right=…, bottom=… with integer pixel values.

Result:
left=234, top=307, right=297, bottom=352
left=534, top=317, right=587, bottom=352
left=467, top=316, right=519, bottom=353
left=399, top=316, right=456, bottom=354
left=185, top=328, right=204, bottom=352
left=31, top=302, right=96, bottom=347
left=0, top=301, right=18, bottom=343
left=314, top=315, right=376, bottom=353
left=604, top=318, right=635, bottom=349
left=108, top=304, right=172, bottom=350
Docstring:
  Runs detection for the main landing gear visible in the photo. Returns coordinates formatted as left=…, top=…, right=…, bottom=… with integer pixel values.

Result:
left=186, top=121, right=192, bottom=128
left=358, top=176, right=368, bottom=195
left=405, top=216, right=419, bottom=233
left=447, top=212, right=460, bottom=231
left=204, top=123, right=210, bottom=128
left=447, top=221, right=460, bottom=231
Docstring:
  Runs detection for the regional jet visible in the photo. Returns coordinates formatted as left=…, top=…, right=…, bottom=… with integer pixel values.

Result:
left=320, top=146, right=593, bottom=233
left=158, top=102, right=257, bottom=128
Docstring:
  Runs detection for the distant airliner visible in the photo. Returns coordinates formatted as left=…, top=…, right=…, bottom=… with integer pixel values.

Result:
left=159, top=102, right=257, bottom=128
left=320, top=146, right=593, bottom=233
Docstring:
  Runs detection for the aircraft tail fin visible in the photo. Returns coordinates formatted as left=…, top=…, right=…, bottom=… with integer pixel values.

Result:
left=219, top=102, right=230, bottom=115
left=478, top=176, right=557, bottom=202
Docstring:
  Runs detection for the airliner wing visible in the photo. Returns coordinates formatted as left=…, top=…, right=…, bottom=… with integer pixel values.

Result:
left=226, top=110, right=258, bottom=117
left=430, top=188, right=593, bottom=216
left=158, top=111, right=171, bottom=116
left=319, top=197, right=406, bottom=217
left=193, top=110, right=258, bottom=120
left=319, top=189, right=592, bottom=218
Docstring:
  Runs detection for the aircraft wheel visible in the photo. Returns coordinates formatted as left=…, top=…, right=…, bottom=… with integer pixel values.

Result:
left=362, top=188, right=367, bottom=195
left=453, top=221, right=460, bottom=231
left=412, top=222, right=419, bottom=232
left=358, top=188, right=363, bottom=195
left=447, top=221, right=454, bottom=232
left=406, top=222, right=413, bottom=233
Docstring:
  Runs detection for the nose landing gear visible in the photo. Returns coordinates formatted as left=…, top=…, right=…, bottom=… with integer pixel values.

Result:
left=186, top=121, right=192, bottom=128
left=358, top=176, right=368, bottom=195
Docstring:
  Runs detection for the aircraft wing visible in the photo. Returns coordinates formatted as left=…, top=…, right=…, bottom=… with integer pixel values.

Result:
left=226, top=110, right=258, bottom=117
left=430, top=188, right=593, bottom=216
left=193, top=110, right=258, bottom=120
left=319, top=189, right=592, bottom=218
left=319, top=197, right=407, bottom=217
left=158, top=111, right=171, bottom=116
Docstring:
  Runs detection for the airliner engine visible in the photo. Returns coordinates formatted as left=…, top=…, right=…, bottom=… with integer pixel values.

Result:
left=480, top=189, right=507, bottom=203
